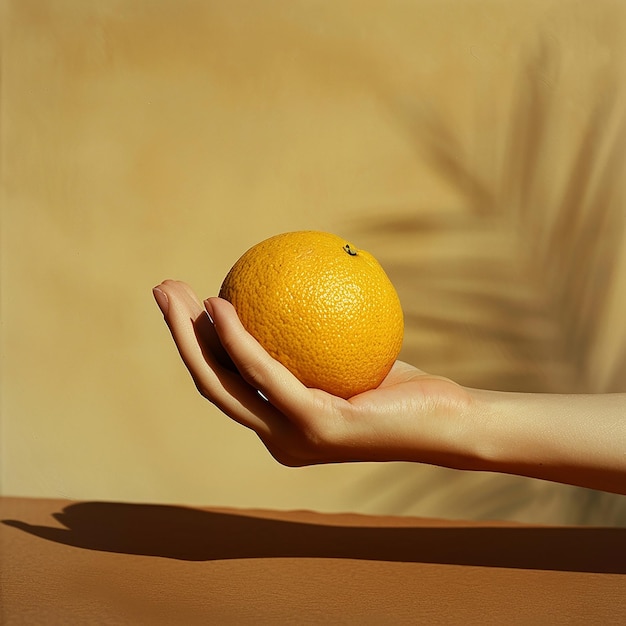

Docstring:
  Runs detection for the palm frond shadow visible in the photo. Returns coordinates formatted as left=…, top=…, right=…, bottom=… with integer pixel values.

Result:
left=356, top=43, right=625, bottom=395
left=346, top=42, right=626, bottom=525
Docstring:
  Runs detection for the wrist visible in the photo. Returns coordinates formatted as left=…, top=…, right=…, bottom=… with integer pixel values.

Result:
left=462, top=388, right=533, bottom=473
left=463, top=388, right=626, bottom=494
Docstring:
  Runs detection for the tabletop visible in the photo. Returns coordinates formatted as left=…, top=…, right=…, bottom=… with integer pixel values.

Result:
left=1, top=497, right=625, bottom=624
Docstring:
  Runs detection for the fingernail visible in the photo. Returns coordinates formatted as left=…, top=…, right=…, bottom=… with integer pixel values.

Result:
left=204, top=299, right=215, bottom=324
left=153, top=287, right=169, bottom=315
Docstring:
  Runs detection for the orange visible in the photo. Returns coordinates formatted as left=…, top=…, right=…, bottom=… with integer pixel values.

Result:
left=219, top=231, right=404, bottom=399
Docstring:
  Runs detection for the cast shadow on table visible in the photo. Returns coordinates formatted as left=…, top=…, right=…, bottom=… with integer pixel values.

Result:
left=3, top=501, right=625, bottom=574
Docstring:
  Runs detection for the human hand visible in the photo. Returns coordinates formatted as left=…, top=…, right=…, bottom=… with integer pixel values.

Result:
left=153, top=280, right=475, bottom=468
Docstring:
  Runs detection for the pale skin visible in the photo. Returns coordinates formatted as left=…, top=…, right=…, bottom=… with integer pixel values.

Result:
left=153, top=280, right=626, bottom=496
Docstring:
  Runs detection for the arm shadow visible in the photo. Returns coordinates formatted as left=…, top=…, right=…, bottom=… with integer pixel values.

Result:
left=3, top=501, right=625, bottom=574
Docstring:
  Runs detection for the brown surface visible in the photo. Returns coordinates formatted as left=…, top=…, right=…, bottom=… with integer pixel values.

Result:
left=1, top=498, right=625, bottom=624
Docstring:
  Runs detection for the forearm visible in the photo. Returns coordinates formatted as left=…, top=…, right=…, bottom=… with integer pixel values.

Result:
left=466, top=389, right=626, bottom=494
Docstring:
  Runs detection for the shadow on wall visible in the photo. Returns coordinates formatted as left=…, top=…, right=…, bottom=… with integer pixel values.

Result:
left=356, top=41, right=625, bottom=395
left=3, top=501, right=626, bottom=573
left=344, top=40, right=626, bottom=526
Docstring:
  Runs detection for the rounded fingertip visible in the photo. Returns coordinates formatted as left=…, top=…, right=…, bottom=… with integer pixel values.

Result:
left=205, top=297, right=240, bottom=326
left=153, top=286, right=169, bottom=315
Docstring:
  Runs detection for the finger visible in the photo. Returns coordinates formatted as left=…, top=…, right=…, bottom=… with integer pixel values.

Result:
left=192, top=300, right=236, bottom=373
left=204, top=297, right=329, bottom=420
left=154, top=280, right=211, bottom=368
left=154, top=281, right=281, bottom=436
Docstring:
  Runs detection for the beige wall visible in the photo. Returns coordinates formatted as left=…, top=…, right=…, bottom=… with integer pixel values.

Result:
left=2, top=0, right=625, bottom=524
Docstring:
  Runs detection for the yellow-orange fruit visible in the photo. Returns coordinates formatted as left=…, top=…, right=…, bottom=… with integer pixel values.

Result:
left=219, top=231, right=404, bottom=398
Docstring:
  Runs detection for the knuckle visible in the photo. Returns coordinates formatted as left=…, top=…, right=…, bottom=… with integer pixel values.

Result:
left=262, top=419, right=340, bottom=468
left=218, top=332, right=268, bottom=386
left=237, top=355, right=267, bottom=387
left=194, top=379, right=215, bottom=403
left=299, top=414, right=341, bottom=453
